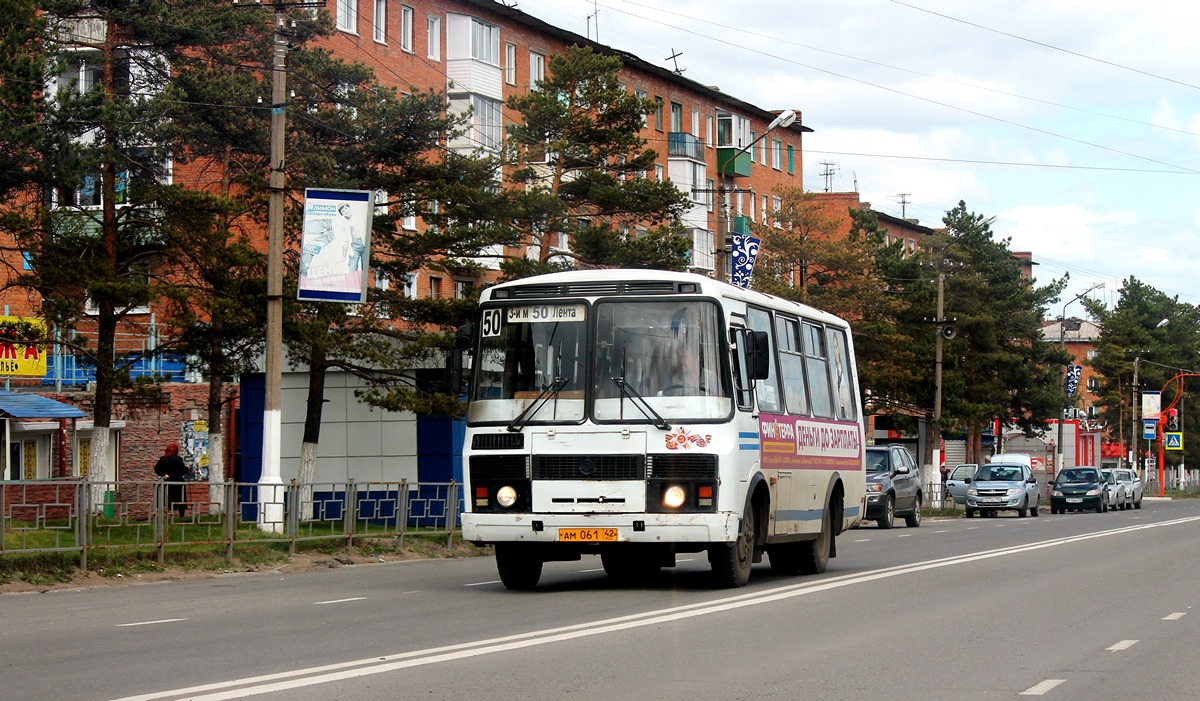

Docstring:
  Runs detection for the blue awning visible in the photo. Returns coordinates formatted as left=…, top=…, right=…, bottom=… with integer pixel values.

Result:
left=0, top=390, right=87, bottom=419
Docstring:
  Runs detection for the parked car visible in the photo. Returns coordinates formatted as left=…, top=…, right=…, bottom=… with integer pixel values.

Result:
left=1101, top=469, right=1127, bottom=511
left=1114, top=468, right=1144, bottom=509
left=945, top=463, right=977, bottom=505
left=1050, top=467, right=1108, bottom=514
left=965, top=461, right=1041, bottom=518
left=865, top=445, right=922, bottom=528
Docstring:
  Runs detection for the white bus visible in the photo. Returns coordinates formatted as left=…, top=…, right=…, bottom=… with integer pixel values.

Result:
left=455, top=269, right=865, bottom=589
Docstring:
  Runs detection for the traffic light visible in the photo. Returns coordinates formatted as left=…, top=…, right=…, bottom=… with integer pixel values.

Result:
left=1167, top=408, right=1179, bottom=432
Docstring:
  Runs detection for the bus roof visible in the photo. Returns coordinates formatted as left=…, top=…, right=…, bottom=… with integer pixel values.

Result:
left=480, top=269, right=849, bottom=329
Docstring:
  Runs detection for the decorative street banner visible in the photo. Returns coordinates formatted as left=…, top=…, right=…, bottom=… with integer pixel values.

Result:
left=298, top=189, right=374, bottom=303
left=730, top=232, right=761, bottom=289
left=0, top=316, right=47, bottom=377
left=1065, top=363, right=1082, bottom=396
left=1141, top=390, right=1161, bottom=420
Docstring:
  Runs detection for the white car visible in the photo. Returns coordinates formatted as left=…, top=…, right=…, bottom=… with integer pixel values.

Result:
left=1101, top=469, right=1127, bottom=511
left=1114, top=468, right=1144, bottom=509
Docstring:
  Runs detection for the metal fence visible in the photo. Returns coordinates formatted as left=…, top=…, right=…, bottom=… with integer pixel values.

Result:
left=0, top=478, right=462, bottom=568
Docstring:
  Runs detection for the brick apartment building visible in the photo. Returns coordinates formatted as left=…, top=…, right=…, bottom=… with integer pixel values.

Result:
left=3, top=0, right=821, bottom=489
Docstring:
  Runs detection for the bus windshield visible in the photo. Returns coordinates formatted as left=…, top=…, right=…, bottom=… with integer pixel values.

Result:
left=467, top=299, right=731, bottom=425
left=592, top=300, right=731, bottom=422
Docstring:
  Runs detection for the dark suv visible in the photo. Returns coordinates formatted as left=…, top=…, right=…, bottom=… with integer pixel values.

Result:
left=864, top=445, right=922, bottom=528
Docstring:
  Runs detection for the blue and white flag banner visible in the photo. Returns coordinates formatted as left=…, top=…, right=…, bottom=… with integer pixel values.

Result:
left=730, top=232, right=761, bottom=289
left=1065, top=363, right=1082, bottom=397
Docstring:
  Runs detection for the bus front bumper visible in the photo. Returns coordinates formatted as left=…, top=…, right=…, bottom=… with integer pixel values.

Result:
left=462, top=512, right=741, bottom=545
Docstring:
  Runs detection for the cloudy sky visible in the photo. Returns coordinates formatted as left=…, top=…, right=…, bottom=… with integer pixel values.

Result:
left=513, top=0, right=1200, bottom=311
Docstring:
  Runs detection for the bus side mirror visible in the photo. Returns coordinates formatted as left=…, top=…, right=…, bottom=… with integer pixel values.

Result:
left=746, top=330, right=770, bottom=380
left=446, top=323, right=475, bottom=395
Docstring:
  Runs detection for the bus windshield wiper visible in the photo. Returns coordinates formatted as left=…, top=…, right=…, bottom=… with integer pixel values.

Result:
left=611, top=376, right=670, bottom=431
left=507, top=376, right=568, bottom=432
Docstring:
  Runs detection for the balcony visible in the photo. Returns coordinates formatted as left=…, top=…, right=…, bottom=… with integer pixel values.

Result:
left=667, top=132, right=705, bottom=162
left=716, top=148, right=752, bottom=178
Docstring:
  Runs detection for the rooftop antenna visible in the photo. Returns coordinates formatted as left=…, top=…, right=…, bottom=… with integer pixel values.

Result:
left=586, top=0, right=599, bottom=41
left=819, top=161, right=838, bottom=192
left=666, top=49, right=685, bottom=75
left=896, top=193, right=910, bottom=218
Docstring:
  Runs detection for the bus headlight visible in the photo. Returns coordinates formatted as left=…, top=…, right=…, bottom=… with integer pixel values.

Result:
left=496, top=485, right=518, bottom=508
left=662, top=485, right=687, bottom=509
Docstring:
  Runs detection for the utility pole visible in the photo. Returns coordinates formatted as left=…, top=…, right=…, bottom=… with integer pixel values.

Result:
left=1131, top=355, right=1140, bottom=475
left=235, top=0, right=322, bottom=531
left=896, top=193, right=910, bottom=218
left=260, top=6, right=288, bottom=532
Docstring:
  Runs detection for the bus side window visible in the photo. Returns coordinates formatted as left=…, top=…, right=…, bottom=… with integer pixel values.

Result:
left=774, top=315, right=808, bottom=416
left=746, top=307, right=781, bottom=413
left=803, top=321, right=834, bottom=418
left=729, top=328, right=753, bottom=411
left=827, top=327, right=857, bottom=420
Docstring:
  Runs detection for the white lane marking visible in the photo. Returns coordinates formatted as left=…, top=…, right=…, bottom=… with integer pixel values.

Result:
left=578, top=568, right=605, bottom=573
left=463, top=580, right=501, bottom=587
left=113, top=514, right=1200, bottom=701
left=898, top=534, right=912, bottom=538
left=314, top=597, right=366, bottom=605
left=1021, top=679, right=1066, bottom=695
left=934, top=530, right=947, bottom=533
left=853, top=538, right=870, bottom=542
left=1107, top=639, right=1138, bottom=651
left=116, top=619, right=187, bottom=628
left=1164, top=612, right=1186, bottom=620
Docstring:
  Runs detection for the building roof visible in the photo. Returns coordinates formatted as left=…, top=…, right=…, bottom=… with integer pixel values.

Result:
left=0, top=390, right=87, bottom=419
left=1042, top=317, right=1101, bottom=344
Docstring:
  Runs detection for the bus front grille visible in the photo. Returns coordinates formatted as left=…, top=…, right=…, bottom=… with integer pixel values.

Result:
left=469, top=455, right=531, bottom=481
left=648, top=454, right=718, bottom=479
left=533, top=454, right=646, bottom=480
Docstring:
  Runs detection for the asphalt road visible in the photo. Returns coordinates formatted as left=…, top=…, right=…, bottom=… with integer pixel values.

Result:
left=3, top=499, right=1198, bottom=701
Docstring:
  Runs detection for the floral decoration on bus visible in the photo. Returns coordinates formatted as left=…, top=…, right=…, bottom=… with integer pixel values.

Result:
left=665, top=427, right=712, bottom=450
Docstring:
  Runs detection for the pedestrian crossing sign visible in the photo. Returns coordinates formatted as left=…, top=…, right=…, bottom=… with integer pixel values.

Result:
left=1165, top=432, right=1183, bottom=451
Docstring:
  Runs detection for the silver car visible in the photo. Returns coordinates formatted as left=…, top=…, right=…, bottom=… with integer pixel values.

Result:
left=1102, top=469, right=1128, bottom=511
left=1114, top=468, right=1144, bottom=509
left=965, top=462, right=1041, bottom=518
left=945, top=463, right=978, bottom=505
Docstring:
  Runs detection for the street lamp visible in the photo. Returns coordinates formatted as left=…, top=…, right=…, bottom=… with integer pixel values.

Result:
left=715, top=109, right=796, bottom=282
left=1055, top=282, right=1103, bottom=474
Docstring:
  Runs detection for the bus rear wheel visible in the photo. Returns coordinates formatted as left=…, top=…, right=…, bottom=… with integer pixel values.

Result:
left=798, top=508, right=832, bottom=575
left=709, top=504, right=756, bottom=588
left=495, top=544, right=543, bottom=590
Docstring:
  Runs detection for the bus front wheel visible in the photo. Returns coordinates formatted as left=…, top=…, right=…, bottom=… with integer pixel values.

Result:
left=709, top=504, right=756, bottom=588
left=495, top=544, right=543, bottom=590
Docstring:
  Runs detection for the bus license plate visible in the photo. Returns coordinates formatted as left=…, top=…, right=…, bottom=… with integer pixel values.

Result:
left=558, top=528, right=618, bottom=542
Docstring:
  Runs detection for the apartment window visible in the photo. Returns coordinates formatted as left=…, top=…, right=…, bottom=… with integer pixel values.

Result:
left=749, top=131, right=756, bottom=162
left=635, top=89, right=649, bottom=125
left=428, top=276, right=442, bottom=299
left=529, top=51, right=545, bottom=90
left=691, top=110, right=701, bottom=138
left=472, top=94, right=502, bottom=150
left=705, top=116, right=713, bottom=147
left=505, top=42, right=516, bottom=84
left=373, top=0, right=386, bottom=42
left=400, top=6, right=414, bottom=52
left=749, top=189, right=755, bottom=221
left=706, top=179, right=715, bottom=212
left=689, top=162, right=706, bottom=204
left=670, top=102, right=683, bottom=132
left=373, top=189, right=389, bottom=216
left=762, top=195, right=769, bottom=221
left=427, top=16, right=441, bottom=59
left=402, top=273, right=417, bottom=299
left=471, top=18, right=499, bottom=65
left=654, top=96, right=664, bottom=131
left=373, top=270, right=391, bottom=318
left=787, top=144, right=794, bottom=174
left=336, top=0, right=356, bottom=33
left=654, top=164, right=664, bottom=181
left=455, top=280, right=471, bottom=299
left=771, top=139, right=783, bottom=170
left=761, top=138, right=768, bottom=164
left=402, top=202, right=417, bottom=230
left=1086, top=349, right=1099, bottom=360
left=1088, top=405, right=1099, bottom=418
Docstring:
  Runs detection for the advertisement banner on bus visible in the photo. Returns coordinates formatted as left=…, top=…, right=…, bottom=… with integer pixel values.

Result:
left=758, top=413, right=863, bottom=470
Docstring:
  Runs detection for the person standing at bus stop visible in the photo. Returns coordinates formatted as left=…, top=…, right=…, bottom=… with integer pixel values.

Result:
left=154, top=444, right=189, bottom=519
